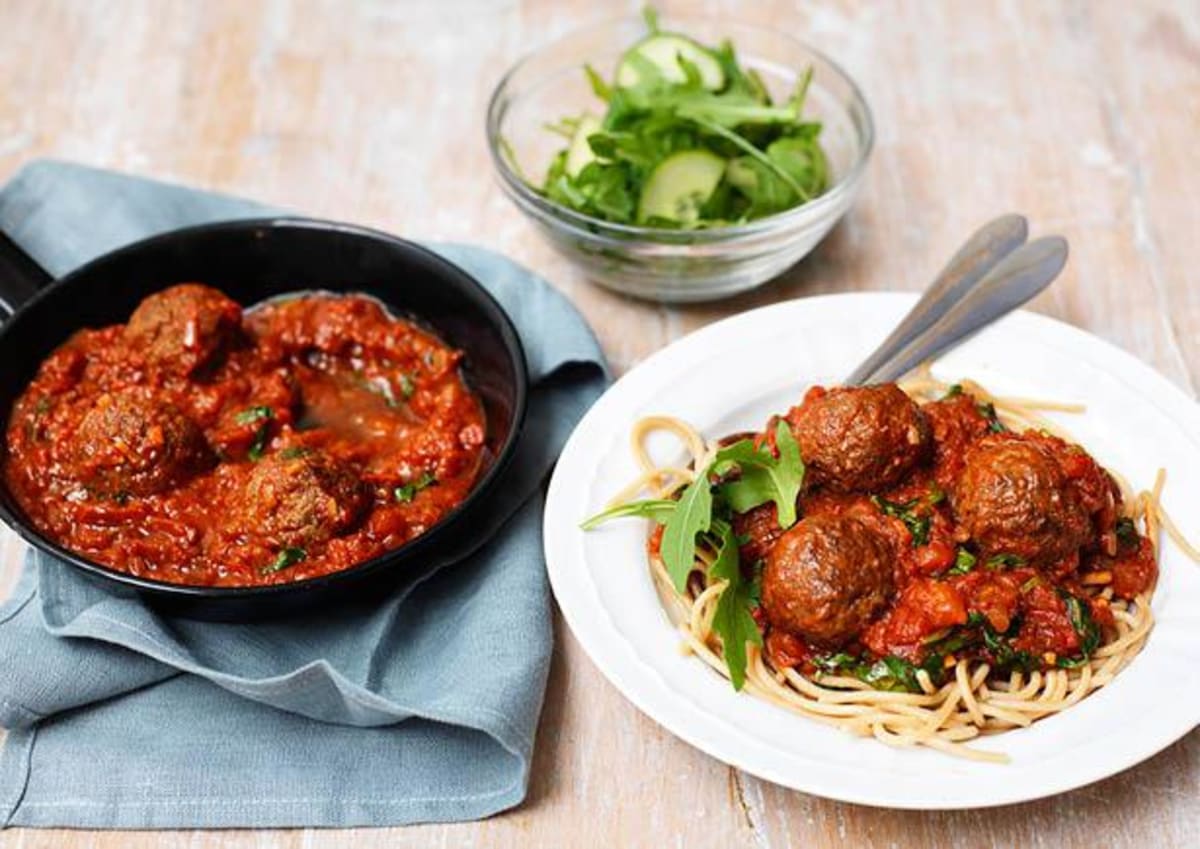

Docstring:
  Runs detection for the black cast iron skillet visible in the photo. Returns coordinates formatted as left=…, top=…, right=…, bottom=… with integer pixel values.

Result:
left=0, top=219, right=528, bottom=621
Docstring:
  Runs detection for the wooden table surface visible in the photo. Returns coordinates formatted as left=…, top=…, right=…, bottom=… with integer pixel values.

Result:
left=1, top=1, right=1197, bottom=846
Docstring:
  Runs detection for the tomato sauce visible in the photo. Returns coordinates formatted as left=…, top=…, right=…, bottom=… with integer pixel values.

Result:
left=2, top=285, right=487, bottom=587
left=749, top=383, right=1157, bottom=677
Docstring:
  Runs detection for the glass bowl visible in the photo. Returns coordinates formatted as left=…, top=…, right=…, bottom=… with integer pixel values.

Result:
left=486, top=16, right=874, bottom=303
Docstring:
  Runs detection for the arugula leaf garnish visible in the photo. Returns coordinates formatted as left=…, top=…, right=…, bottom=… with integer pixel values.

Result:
left=580, top=499, right=678, bottom=530
left=714, top=421, right=805, bottom=528
left=769, top=422, right=804, bottom=523
left=660, top=471, right=715, bottom=592
left=657, top=422, right=805, bottom=594
left=707, top=524, right=762, bottom=690
left=581, top=417, right=805, bottom=689
left=580, top=414, right=806, bottom=685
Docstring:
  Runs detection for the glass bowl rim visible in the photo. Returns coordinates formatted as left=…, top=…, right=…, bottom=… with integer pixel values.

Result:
left=484, top=13, right=875, bottom=244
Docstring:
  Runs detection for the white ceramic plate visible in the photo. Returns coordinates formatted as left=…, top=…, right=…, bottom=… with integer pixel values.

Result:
left=543, top=293, right=1200, bottom=809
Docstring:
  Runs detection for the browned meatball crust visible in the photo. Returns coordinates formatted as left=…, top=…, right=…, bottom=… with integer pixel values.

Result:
left=230, top=451, right=368, bottom=547
left=124, top=283, right=242, bottom=376
left=786, top=384, right=930, bottom=492
left=762, top=513, right=897, bottom=647
left=952, top=433, right=1091, bottom=564
left=70, top=388, right=211, bottom=497
left=732, top=502, right=786, bottom=566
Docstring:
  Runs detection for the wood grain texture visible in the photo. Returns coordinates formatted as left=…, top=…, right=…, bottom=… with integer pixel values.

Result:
left=0, top=0, right=1197, bottom=846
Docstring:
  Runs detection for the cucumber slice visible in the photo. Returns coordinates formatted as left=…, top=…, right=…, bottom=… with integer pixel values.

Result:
left=565, top=113, right=603, bottom=178
left=637, top=150, right=727, bottom=225
left=616, top=34, right=725, bottom=91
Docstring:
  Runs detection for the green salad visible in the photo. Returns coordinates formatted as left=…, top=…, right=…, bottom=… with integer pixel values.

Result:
left=537, top=8, right=830, bottom=229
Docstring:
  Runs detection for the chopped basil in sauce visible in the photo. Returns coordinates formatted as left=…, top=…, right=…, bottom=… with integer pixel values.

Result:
left=945, top=547, right=977, bottom=576
left=871, top=495, right=932, bottom=546
left=260, top=546, right=306, bottom=575
left=394, top=472, right=437, bottom=503
left=236, top=406, right=275, bottom=461
left=986, top=553, right=1026, bottom=570
left=235, top=405, right=273, bottom=425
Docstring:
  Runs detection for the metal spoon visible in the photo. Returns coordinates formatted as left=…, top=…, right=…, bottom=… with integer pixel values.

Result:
left=844, top=214, right=1029, bottom=386
left=851, top=235, right=1069, bottom=385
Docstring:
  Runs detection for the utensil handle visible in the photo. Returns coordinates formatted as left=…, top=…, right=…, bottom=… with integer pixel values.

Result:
left=845, top=214, right=1029, bottom=386
left=863, top=236, right=1069, bottom=385
left=0, top=230, right=54, bottom=320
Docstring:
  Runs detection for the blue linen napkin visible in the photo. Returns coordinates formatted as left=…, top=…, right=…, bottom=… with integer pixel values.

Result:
left=0, top=160, right=608, bottom=828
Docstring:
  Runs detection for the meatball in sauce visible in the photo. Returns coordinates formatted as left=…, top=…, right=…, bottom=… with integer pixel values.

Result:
left=227, top=451, right=368, bottom=548
left=2, top=284, right=486, bottom=587
left=124, top=283, right=242, bottom=377
left=69, top=387, right=212, bottom=498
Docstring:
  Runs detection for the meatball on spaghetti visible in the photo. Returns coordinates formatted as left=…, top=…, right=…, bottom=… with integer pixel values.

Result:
left=953, top=433, right=1091, bottom=565
left=786, top=384, right=929, bottom=492
left=762, top=513, right=896, bottom=648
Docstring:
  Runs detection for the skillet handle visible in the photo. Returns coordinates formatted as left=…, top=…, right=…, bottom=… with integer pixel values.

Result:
left=0, top=230, right=54, bottom=320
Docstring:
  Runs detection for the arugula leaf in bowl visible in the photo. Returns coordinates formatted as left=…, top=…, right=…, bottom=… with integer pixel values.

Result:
left=539, top=7, right=830, bottom=229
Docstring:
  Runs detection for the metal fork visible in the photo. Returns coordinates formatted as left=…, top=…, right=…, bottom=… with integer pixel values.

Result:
left=844, top=216, right=1067, bottom=385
